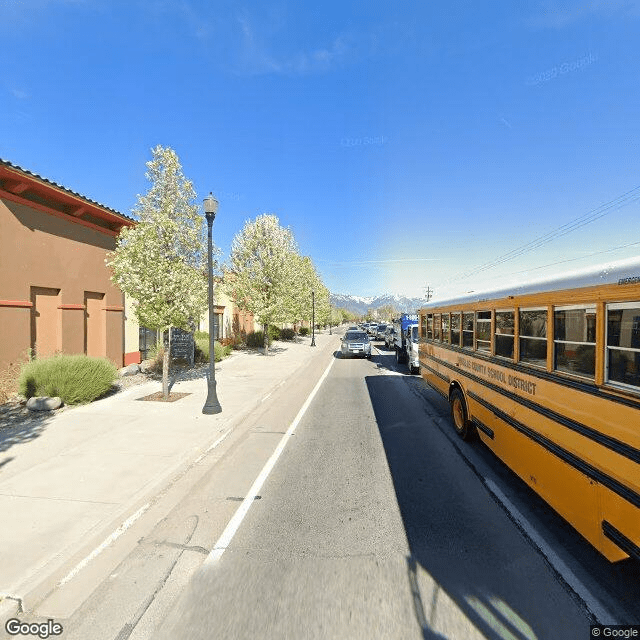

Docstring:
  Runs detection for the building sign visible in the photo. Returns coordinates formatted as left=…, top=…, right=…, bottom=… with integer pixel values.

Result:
left=165, top=327, right=195, bottom=365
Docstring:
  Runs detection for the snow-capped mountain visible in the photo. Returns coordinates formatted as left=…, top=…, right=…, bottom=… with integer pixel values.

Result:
left=330, top=293, right=426, bottom=316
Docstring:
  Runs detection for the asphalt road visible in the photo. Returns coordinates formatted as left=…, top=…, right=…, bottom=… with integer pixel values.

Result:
left=46, top=334, right=639, bottom=640
left=153, top=340, right=622, bottom=640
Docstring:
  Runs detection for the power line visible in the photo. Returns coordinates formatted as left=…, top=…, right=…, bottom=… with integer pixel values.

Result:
left=437, top=184, right=640, bottom=289
left=511, top=239, right=640, bottom=274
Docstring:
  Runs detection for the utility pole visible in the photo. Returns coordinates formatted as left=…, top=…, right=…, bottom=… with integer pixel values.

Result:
left=424, top=285, right=433, bottom=302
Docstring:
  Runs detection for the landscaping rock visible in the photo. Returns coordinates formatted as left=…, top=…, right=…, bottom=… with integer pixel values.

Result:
left=140, top=359, right=155, bottom=373
left=120, top=364, right=141, bottom=377
left=27, top=396, right=63, bottom=411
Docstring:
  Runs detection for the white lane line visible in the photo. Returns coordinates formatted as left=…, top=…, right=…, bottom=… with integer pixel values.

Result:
left=194, top=428, right=232, bottom=464
left=203, top=356, right=336, bottom=567
left=57, top=503, right=151, bottom=587
left=261, top=392, right=272, bottom=402
left=59, top=428, right=232, bottom=587
left=484, top=479, right=618, bottom=626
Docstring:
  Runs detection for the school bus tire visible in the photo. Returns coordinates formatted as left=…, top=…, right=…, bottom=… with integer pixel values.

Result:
left=449, top=387, right=474, bottom=441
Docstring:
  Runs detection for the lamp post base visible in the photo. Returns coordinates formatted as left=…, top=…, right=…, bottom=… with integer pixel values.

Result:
left=202, top=379, right=222, bottom=414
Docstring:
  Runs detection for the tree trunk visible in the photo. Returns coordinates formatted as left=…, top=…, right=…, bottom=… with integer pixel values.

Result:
left=162, top=330, right=170, bottom=399
left=263, top=322, right=269, bottom=355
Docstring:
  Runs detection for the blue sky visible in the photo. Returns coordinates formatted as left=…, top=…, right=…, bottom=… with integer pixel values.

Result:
left=2, top=1, right=639, bottom=300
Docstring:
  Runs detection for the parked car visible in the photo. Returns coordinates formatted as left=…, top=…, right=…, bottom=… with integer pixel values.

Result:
left=339, top=330, right=372, bottom=359
left=375, top=323, right=389, bottom=340
left=384, top=326, right=396, bottom=348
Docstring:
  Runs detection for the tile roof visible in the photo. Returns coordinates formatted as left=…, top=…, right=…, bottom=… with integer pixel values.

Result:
left=0, top=157, right=135, bottom=222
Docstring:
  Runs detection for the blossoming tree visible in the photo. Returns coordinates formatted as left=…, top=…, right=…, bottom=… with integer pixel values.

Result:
left=107, top=145, right=210, bottom=398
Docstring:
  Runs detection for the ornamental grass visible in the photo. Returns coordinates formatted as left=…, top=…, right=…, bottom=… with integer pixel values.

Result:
left=18, top=354, right=118, bottom=405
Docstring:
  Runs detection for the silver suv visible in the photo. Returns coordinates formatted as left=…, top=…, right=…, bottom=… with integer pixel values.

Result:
left=340, top=331, right=372, bottom=359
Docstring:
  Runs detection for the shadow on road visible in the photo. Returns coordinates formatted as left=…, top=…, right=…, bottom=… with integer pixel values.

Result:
left=364, top=373, right=591, bottom=640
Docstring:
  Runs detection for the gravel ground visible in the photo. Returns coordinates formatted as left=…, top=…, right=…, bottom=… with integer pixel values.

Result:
left=0, top=361, right=212, bottom=429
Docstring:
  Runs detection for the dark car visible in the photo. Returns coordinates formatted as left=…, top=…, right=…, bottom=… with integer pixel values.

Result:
left=375, top=323, right=389, bottom=340
left=384, top=326, right=396, bottom=348
left=340, top=330, right=372, bottom=358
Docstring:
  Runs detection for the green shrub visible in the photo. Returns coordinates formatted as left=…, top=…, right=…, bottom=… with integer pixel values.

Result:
left=194, top=336, right=209, bottom=362
left=195, top=336, right=232, bottom=363
left=146, top=340, right=162, bottom=362
left=194, top=330, right=209, bottom=340
left=280, top=328, right=296, bottom=341
left=214, top=341, right=232, bottom=362
left=246, top=330, right=270, bottom=348
left=299, top=327, right=309, bottom=336
left=268, top=325, right=281, bottom=342
left=18, top=354, right=117, bottom=405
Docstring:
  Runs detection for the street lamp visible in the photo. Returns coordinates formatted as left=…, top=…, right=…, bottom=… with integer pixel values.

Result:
left=202, top=193, right=222, bottom=415
left=311, top=289, right=316, bottom=347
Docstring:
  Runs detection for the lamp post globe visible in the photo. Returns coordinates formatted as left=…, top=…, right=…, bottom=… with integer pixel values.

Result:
left=202, top=192, right=222, bottom=415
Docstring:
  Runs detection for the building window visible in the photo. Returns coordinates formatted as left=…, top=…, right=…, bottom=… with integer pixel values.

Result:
left=139, top=327, right=158, bottom=360
left=495, top=310, right=515, bottom=359
left=519, top=308, right=547, bottom=367
left=554, top=306, right=596, bottom=379
left=606, top=303, right=640, bottom=389
left=475, top=311, right=491, bottom=352
left=213, top=312, right=223, bottom=341
left=462, top=312, right=474, bottom=348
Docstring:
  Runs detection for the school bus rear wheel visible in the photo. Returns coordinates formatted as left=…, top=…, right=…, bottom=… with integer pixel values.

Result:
left=450, top=388, right=474, bottom=441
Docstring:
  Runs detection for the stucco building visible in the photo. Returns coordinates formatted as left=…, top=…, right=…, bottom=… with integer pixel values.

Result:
left=0, top=159, right=259, bottom=376
left=0, top=159, right=137, bottom=372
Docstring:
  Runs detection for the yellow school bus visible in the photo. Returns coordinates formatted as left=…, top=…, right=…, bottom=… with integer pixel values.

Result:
left=418, top=257, right=640, bottom=562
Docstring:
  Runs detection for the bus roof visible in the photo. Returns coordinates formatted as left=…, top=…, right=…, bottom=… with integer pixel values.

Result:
left=420, top=256, right=640, bottom=311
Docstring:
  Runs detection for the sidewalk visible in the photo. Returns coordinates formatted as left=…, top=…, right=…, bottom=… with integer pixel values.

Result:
left=0, top=330, right=340, bottom=619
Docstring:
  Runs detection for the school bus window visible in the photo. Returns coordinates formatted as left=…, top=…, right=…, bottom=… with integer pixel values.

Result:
left=554, top=306, right=596, bottom=379
left=451, top=313, right=461, bottom=346
left=442, top=313, right=450, bottom=343
left=606, top=303, right=640, bottom=389
left=519, top=308, right=547, bottom=367
left=420, top=314, right=427, bottom=339
left=426, top=314, right=433, bottom=340
left=476, top=311, right=491, bottom=352
left=495, top=310, right=515, bottom=359
left=434, top=314, right=441, bottom=341
left=462, top=312, right=474, bottom=348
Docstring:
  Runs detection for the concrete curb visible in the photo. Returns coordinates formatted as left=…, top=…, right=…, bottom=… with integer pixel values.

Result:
left=0, top=330, right=342, bottom=621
